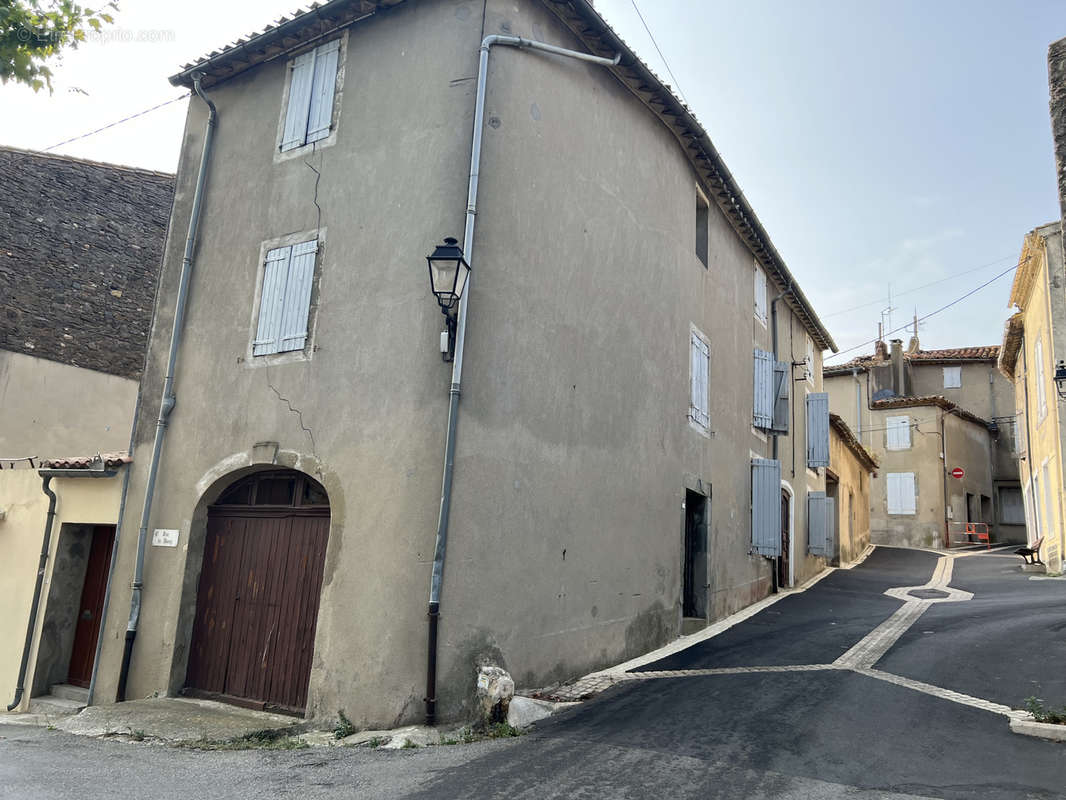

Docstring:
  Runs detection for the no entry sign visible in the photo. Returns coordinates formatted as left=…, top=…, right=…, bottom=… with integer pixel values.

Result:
left=950, top=467, right=965, bottom=479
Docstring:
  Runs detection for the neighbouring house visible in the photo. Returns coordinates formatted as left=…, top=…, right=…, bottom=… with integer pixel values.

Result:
left=828, top=414, right=877, bottom=566
left=824, top=338, right=1024, bottom=549
left=89, top=0, right=838, bottom=728
left=999, top=224, right=1066, bottom=574
left=0, top=147, right=173, bottom=712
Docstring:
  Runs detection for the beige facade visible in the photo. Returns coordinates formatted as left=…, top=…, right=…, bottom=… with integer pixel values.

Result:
left=826, top=342, right=1023, bottom=549
left=0, top=351, right=138, bottom=458
left=999, top=223, right=1066, bottom=574
left=0, top=465, right=127, bottom=710
left=827, top=415, right=875, bottom=565
left=86, top=0, right=838, bottom=727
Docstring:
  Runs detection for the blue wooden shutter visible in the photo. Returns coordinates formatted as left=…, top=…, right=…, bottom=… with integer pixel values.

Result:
left=307, top=39, right=340, bottom=144
left=690, top=333, right=709, bottom=428
left=753, top=349, right=774, bottom=429
left=808, top=491, right=828, bottom=555
left=278, top=239, right=317, bottom=353
left=253, top=246, right=293, bottom=356
left=806, top=392, right=830, bottom=468
left=281, top=51, right=315, bottom=151
left=771, top=360, right=789, bottom=433
left=751, top=458, right=782, bottom=556
left=826, top=496, right=836, bottom=559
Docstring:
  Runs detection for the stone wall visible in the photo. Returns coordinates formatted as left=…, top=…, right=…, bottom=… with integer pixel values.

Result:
left=0, top=147, right=173, bottom=379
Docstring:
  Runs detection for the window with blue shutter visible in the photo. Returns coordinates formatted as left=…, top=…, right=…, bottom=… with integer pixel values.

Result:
left=253, top=239, right=318, bottom=356
left=753, top=349, right=774, bottom=429
left=690, top=331, right=710, bottom=431
left=807, top=491, right=828, bottom=555
left=751, top=458, right=781, bottom=556
left=806, top=393, right=830, bottom=468
left=281, top=39, right=341, bottom=152
left=771, top=360, right=789, bottom=433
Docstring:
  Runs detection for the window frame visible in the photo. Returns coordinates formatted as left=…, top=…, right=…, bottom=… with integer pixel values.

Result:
left=943, top=366, right=962, bottom=389
left=274, top=33, right=347, bottom=163
left=689, top=326, right=711, bottom=435
left=246, top=228, right=326, bottom=367
left=695, top=186, right=709, bottom=268
left=753, top=262, right=768, bottom=327
left=886, top=472, right=916, bottom=515
left=1035, top=334, right=1048, bottom=422
left=885, top=415, right=911, bottom=450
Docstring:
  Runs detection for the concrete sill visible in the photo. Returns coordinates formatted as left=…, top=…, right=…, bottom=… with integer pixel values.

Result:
left=1010, top=717, right=1066, bottom=742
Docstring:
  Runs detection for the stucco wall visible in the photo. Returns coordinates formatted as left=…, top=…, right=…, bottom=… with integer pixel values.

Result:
left=909, top=361, right=1014, bottom=423
left=93, top=0, right=830, bottom=727
left=0, top=351, right=138, bottom=458
left=1012, top=227, right=1066, bottom=573
left=828, top=430, right=871, bottom=565
left=0, top=468, right=125, bottom=710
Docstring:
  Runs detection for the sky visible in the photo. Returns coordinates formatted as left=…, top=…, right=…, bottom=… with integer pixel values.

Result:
left=2, top=0, right=1063, bottom=360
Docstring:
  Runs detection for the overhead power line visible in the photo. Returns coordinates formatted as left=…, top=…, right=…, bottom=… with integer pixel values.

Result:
left=821, top=253, right=1018, bottom=319
left=630, top=0, right=688, bottom=107
left=43, top=93, right=190, bottom=153
left=825, top=258, right=1025, bottom=362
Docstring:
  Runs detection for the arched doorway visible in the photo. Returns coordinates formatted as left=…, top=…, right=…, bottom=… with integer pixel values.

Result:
left=185, top=470, right=329, bottom=714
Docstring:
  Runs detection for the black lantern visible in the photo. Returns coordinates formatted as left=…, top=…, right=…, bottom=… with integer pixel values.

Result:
left=426, top=237, right=470, bottom=311
left=1055, top=360, right=1066, bottom=401
left=426, top=237, right=470, bottom=362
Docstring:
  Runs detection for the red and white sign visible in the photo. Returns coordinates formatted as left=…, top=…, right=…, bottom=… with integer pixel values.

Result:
left=950, top=467, right=965, bottom=479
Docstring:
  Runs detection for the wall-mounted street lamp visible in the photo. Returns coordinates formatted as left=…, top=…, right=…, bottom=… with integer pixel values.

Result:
left=425, top=237, right=471, bottom=362
left=1054, top=360, right=1066, bottom=400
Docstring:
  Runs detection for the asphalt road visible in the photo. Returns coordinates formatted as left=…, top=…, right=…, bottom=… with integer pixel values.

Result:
left=3, top=546, right=1064, bottom=799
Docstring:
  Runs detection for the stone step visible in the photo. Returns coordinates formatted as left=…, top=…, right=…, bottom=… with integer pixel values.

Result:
left=49, top=684, right=89, bottom=703
left=681, top=617, right=706, bottom=636
left=28, top=695, right=85, bottom=718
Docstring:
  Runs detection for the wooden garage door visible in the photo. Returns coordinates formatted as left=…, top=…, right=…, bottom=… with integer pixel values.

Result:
left=186, top=472, right=329, bottom=714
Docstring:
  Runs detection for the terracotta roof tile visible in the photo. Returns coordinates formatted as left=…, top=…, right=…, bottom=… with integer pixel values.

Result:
left=40, top=453, right=131, bottom=469
left=825, top=345, right=999, bottom=375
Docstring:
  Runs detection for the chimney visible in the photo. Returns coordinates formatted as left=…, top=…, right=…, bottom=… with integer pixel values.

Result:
left=890, top=339, right=905, bottom=395
left=874, top=339, right=888, bottom=361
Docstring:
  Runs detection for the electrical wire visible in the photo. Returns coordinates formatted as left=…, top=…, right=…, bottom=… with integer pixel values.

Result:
left=42, top=93, right=190, bottom=153
left=825, top=258, right=1026, bottom=363
left=821, top=253, right=1018, bottom=319
left=630, top=0, right=688, bottom=107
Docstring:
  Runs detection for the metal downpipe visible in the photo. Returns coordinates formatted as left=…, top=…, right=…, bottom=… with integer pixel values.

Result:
left=7, top=476, right=57, bottom=711
left=423, top=35, right=619, bottom=726
left=117, top=75, right=217, bottom=701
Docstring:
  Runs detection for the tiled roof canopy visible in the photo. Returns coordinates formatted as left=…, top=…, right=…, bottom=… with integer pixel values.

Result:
left=0, top=147, right=174, bottom=379
left=825, top=345, right=1000, bottom=376
left=870, top=395, right=991, bottom=430
left=167, top=0, right=836, bottom=352
left=40, top=452, right=131, bottom=469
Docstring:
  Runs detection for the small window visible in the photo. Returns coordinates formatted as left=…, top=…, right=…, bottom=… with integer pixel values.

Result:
left=695, top=190, right=709, bottom=267
left=253, top=239, right=318, bottom=357
left=943, top=366, right=961, bottom=388
left=690, top=329, right=710, bottom=431
left=886, top=472, right=916, bottom=515
left=281, top=38, right=341, bottom=152
left=754, top=263, right=767, bottom=324
left=885, top=415, right=911, bottom=450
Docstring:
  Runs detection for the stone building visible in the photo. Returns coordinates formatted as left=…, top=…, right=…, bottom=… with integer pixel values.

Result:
left=0, top=148, right=173, bottom=712
left=88, top=0, right=838, bottom=727
left=825, top=339, right=1023, bottom=549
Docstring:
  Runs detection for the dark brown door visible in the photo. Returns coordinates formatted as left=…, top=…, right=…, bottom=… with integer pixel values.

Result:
left=779, top=492, right=790, bottom=588
left=186, top=506, right=329, bottom=713
left=67, top=525, right=116, bottom=688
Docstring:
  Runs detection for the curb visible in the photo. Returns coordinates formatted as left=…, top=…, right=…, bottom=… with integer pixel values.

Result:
left=1009, top=716, right=1066, bottom=742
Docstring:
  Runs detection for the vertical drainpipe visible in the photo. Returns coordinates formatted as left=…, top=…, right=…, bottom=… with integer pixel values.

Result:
left=940, top=410, right=950, bottom=548
left=116, top=74, right=217, bottom=701
left=423, top=35, right=620, bottom=727
left=769, top=283, right=791, bottom=594
left=7, top=476, right=57, bottom=711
